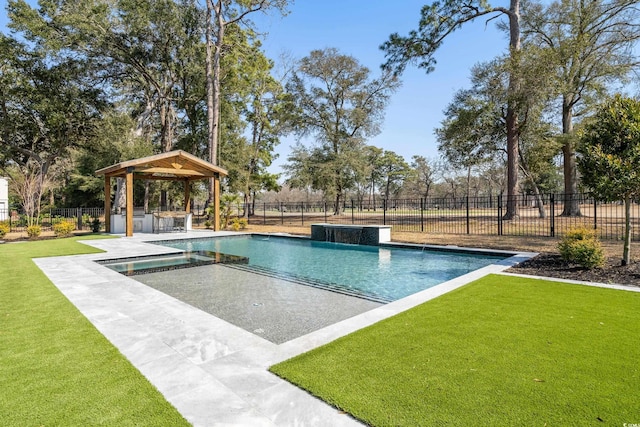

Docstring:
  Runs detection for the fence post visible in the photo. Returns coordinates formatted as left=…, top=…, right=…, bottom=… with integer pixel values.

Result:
left=280, top=202, right=284, bottom=225
left=77, top=208, right=83, bottom=230
left=351, top=199, right=355, bottom=224
left=301, top=202, right=304, bottom=225
left=497, top=194, right=503, bottom=236
left=383, top=199, right=387, bottom=225
left=550, top=194, right=555, bottom=237
left=420, top=198, right=424, bottom=232
left=263, top=203, right=266, bottom=225
left=466, top=196, right=470, bottom=234
left=593, top=197, right=597, bottom=231
left=324, top=202, right=328, bottom=222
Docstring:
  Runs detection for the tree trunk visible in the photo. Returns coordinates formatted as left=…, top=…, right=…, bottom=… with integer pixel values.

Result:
left=561, top=100, right=582, bottom=216
left=334, top=189, right=342, bottom=215
left=205, top=0, right=224, bottom=204
left=143, top=181, right=150, bottom=213
left=519, top=144, right=546, bottom=219
left=622, top=194, right=631, bottom=266
left=503, top=0, right=521, bottom=220
left=243, top=192, right=250, bottom=219
left=532, top=186, right=546, bottom=219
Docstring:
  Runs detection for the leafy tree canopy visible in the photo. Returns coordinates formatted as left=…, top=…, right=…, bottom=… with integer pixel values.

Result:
left=578, top=94, right=640, bottom=265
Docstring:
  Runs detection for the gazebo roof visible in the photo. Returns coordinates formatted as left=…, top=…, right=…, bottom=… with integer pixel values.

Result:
left=95, top=150, right=227, bottom=181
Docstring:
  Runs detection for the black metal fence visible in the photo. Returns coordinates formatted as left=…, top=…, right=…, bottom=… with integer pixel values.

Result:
left=0, top=207, right=105, bottom=233
left=247, top=194, right=640, bottom=241
left=2, top=194, right=638, bottom=241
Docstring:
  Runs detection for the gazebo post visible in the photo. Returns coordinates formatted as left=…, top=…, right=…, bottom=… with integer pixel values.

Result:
left=184, top=179, right=191, bottom=214
left=104, top=176, right=111, bottom=233
left=214, top=174, right=220, bottom=231
left=125, top=167, right=134, bottom=237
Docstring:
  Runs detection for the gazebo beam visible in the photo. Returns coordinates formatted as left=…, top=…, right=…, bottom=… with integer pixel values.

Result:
left=137, top=167, right=208, bottom=177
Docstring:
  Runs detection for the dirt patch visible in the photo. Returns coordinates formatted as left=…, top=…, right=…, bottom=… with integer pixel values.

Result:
left=508, top=253, right=640, bottom=287
left=1, top=230, right=96, bottom=242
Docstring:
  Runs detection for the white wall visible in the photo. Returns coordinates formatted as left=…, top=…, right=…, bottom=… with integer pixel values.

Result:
left=0, top=178, right=8, bottom=221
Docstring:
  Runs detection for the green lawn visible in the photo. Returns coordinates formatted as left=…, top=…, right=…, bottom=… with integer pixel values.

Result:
left=0, top=236, right=189, bottom=426
left=271, top=275, right=640, bottom=426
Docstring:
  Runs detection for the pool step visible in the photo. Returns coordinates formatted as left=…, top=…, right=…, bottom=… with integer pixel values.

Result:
left=224, top=264, right=391, bottom=304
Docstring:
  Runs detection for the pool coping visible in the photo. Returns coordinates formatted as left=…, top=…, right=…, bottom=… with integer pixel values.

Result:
left=33, top=230, right=540, bottom=426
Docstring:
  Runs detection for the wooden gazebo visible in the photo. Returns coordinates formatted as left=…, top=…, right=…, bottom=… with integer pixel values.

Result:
left=95, top=150, right=227, bottom=236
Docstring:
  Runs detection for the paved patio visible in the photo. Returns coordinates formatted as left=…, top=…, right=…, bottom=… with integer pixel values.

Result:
left=33, top=231, right=536, bottom=426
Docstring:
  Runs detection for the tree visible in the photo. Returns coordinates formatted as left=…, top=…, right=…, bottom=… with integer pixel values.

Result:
left=381, top=0, right=523, bottom=219
left=436, top=57, right=559, bottom=217
left=8, top=0, right=209, bottom=208
left=9, top=0, right=204, bottom=154
left=204, top=0, right=288, bottom=205
left=222, top=42, right=288, bottom=217
left=284, top=48, right=400, bottom=214
left=377, top=150, right=410, bottom=199
left=0, top=34, right=105, bottom=210
left=63, top=113, right=154, bottom=208
left=406, top=155, right=437, bottom=199
left=578, top=95, right=640, bottom=266
left=522, top=0, right=640, bottom=216
left=6, top=161, right=50, bottom=226
left=363, top=146, right=384, bottom=206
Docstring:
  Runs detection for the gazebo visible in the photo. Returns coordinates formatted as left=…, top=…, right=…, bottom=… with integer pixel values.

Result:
left=95, top=150, right=228, bottom=236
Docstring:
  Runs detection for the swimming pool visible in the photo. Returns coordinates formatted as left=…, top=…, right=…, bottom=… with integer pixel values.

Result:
left=157, top=235, right=507, bottom=302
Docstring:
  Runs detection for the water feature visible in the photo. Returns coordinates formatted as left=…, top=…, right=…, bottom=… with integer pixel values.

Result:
left=311, top=223, right=391, bottom=245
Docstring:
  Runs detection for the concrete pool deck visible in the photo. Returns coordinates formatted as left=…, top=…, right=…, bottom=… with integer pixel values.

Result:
left=34, top=231, right=537, bottom=426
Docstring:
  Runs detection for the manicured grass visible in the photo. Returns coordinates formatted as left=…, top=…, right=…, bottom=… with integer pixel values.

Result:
left=271, top=275, right=640, bottom=426
left=0, top=236, right=189, bottom=426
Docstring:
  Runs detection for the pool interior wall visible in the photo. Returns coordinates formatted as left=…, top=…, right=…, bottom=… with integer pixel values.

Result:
left=113, top=233, right=517, bottom=344
left=154, top=234, right=510, bottom=303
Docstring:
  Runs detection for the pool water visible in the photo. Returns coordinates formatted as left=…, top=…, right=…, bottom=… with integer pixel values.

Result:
left=158, top=236, right=506, bottom=302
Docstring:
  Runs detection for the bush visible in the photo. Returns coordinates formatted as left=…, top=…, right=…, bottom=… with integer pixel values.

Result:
left=0, top=221, right=9, bottom=238
left=53, top=221, right=75, bottom=238
left=230, top=217, right=248, bottom=231
left=204, top=220, right=212, bottom=229
left=82, top=213, right=93, bottom=228
left=558, top=227, right=605, bottom=269
left=26, top=225, right=42, bottom=239
left=91, top=217, right=101, bottom=233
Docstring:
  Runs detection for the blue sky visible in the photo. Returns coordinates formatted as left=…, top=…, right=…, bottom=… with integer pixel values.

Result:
left=1, top=0, right=510, bottom=174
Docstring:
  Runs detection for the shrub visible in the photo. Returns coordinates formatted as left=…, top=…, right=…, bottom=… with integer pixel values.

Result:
left=82, top=213, right=93, bottom=228
left=0, top=221, right=9, bottom=238
left=26, top=225, right=42, bottom=239
left=558, top=227, right=605, bottom=269
left=204, top=220, right=212, bottom=229
left=91, top=217, right=101, bottom=233
left=230, top=217, right=248, bottom=231
left=53, top=221, right=75, bottom=238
